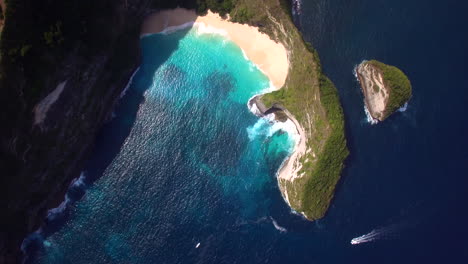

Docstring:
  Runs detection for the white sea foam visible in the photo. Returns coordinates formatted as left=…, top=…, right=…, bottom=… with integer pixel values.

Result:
left=292, top=0, right=302, bottom=15
left=142, top=20, right=228, bottom=38
left=22, top=172, right=88, bottom=257
left=355, top=61, right=381, bottom=125
left=248, top=100, right=262, bottom=116
left=246, top=114, right=298, bottom=152
left=140, top=21, right=195, bottom=38
left=70, top=172, right=87, bottom=189
left=351, top=224, right=400, bottom=245
left=47, top=172, right=87, bottom=220
left=270, top=217, right=287, bottom=233
left=364, top=104, right=379, bottom=125
left=398, top=102, right=408, bottom=112
left=193, top=22, right=228, bottom=36
left=164, top=21, right=196, bottom=34
left=241, top=49, right=249, bottom=61
left=47, top=197, right=70, bottom=220
left=120, top=67, right=140, bottom=99
left=246, top=82, right=278, bottom=115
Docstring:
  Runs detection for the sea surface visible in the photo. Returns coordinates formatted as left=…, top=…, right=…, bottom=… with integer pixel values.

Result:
left=27, top=0, right=468, bottom=263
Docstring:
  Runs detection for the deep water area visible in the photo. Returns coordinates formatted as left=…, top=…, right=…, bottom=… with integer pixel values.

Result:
left=28, top=26, right=297, bottom=263
left=27, top=0, right=468, bottom=263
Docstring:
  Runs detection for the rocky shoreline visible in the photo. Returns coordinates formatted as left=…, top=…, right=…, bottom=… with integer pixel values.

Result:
left=356, top=60, right=412, bottom=122
left=0, top=1, right=150, bottom=261
left=248, top=95, right=308, bottom=214
left=355, top=61, right=389, bottom=122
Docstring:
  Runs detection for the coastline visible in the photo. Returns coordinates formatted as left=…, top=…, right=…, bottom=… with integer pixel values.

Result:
left=143, top=8, right=307, bottom=208
left=354, top=64, right=379, bottom=125
left=141, top=8, right=289, bottom=89
left=355, top=61, right=388, bottom=122
left=248, top=95, right=307, bottom=207
left=276, top=110, right=306, bottom=181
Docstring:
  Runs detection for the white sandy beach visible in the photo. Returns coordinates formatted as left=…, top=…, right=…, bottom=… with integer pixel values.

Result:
left=142, top=8, right=306, bottom=187
left=141, top=8, right=289, bottom=89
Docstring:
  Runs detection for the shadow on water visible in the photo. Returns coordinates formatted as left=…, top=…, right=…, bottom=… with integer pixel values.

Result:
left=23, top=25, right=194, bottom=261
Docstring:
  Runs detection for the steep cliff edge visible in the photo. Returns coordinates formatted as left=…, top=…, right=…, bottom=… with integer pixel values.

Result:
left=249, top=1, right=348, bottom=220
left=356, top=60, right=412, bottom=122
left=0, top=0, right=169, bottom=262
left=0, top=0, right=349, bottom=262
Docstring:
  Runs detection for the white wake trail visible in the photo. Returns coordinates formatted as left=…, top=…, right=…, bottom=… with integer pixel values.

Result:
left=351, top=224, right=400, bottom=245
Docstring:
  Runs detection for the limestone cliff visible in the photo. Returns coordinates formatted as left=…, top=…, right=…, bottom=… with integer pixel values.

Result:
left=0, top=0, right=164, bottom=262
left=356, top=60, right=412, bottom=122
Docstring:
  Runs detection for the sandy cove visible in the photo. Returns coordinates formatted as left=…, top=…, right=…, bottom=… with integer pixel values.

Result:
left=141, top=8, right=289, bottom=88
left=142, top=8, right=307, bottom=183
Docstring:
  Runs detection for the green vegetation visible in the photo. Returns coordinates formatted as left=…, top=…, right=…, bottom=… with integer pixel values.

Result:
left=0, top=0, right=347, bottom=222
left=223, top=0, right=348, bottom=220
left=43, top=21, right=64, bottom=47
left=230, top=7, right=254, bottom=24
left=149, top=0, right=235, bottom=17
left=296, top=75, right=348, bottom=219
left=368, top=60, right=412, bottom=118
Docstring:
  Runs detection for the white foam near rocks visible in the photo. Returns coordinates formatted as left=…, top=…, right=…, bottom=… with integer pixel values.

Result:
left=398, top=102, right=408, bottom=112
left=194, top=22, right=228, bottom=36
left=364, top=104, right=379, bottom=125
left=120, top=67, right=140, bottom=98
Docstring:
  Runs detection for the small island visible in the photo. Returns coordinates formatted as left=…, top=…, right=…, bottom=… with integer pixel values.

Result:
left=356, top=60, right=412, bottom=122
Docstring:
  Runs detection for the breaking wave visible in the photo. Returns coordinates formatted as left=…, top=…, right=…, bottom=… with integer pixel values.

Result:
left=364, top=104, right=379, bottom=125
left=21, top=172, right=88, bottom=256
left=246, top=114, right=297, bottom=152
left=398, top=102, right=408, bottom=112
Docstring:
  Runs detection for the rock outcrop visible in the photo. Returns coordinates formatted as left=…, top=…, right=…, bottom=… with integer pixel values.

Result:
left=0, top=0, right=157, bottom=262
left=356, top=60, right=412, bottom=122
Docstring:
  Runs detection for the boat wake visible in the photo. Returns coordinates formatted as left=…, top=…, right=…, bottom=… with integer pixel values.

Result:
left=270, top=217, right=287, bottom=233
left=351, top=224, right=400, bottom=245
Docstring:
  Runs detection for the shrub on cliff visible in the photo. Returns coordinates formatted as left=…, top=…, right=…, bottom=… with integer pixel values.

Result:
left=368, top=60, right=412, bottom=118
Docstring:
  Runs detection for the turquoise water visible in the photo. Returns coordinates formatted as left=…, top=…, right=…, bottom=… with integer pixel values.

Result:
left=27, top=1, right=468, bottom=263
left=31, top=25, right=296, bottom=263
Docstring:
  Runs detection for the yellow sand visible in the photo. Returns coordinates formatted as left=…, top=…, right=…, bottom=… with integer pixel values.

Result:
left=141, top=8, right=289, bottom=88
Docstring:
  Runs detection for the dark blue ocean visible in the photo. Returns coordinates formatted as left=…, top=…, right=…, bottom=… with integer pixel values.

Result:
left=26, top=0, right=468, bottom=263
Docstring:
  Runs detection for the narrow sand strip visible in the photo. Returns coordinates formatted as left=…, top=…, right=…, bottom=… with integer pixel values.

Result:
left=141, top=8, right=289, bottom=88
left=277, top=110, right=307, bottom=181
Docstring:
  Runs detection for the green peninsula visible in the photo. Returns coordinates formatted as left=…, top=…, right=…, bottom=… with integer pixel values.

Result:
left=225, top=0, right=349, bottom=220
left=0, top=1, right=349, bottom=259
left=356, top=60, right=412, bottom=121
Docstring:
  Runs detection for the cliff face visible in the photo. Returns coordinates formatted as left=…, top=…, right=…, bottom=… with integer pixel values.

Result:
left=0, top=0, right=242, bottom=261
left=0, top=0, right=155, bottom=262
left=0, top=0, right=347, bottom=261
left=356, top=62, right=390, bottom=121
left=356, top=60, right=412, bottom=122
left=250, top=0, right=348, bottom=220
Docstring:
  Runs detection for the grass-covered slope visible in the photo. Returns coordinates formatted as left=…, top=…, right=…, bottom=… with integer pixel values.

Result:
left=367, top=60, right=412, bottom=119
left=226, top=0, right=349, bottom=220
